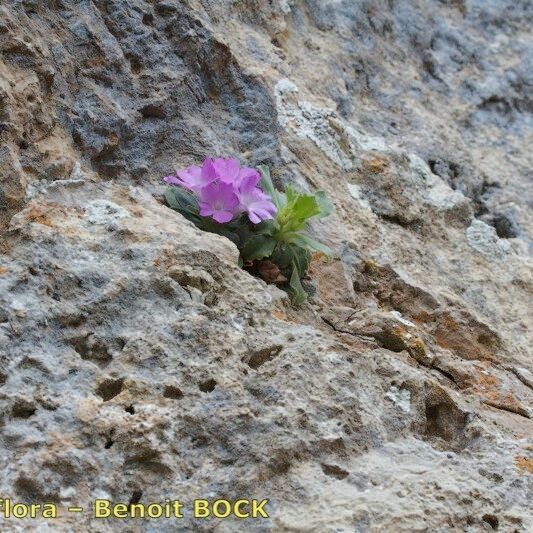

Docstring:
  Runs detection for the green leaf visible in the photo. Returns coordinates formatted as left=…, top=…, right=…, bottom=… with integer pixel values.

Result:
left=253, top=219, right=277, bottom=236
left=203, top=224, right=241, bottom=245
left=270, top=243, right=293, bottom=274
left=270, top=242, right=310, bottom=279
left=258, top=165, right=283, bottom=209
left=284, top=185, right=298, bottom=205
left=291, top=194, right=321, bottom=221
left=164, top=187, right=201, bottom=224
left=286, top=233, right=333, bottom=257
left=165, top=187, right=196, bottom=211
left=257, top=164, right=275, bottom=199
left=290, top=244, right=312, bottom=278
left=289, top=263, right=307, bottom=306
left=277, top=186, right=324, bottom=234
left=231, top=221, right=255, bottom=247
left=241, top=234, right=277, bottom=261
left=256, top=241, right=311, bottom=305
left=315, top=191, right=333, bottom=218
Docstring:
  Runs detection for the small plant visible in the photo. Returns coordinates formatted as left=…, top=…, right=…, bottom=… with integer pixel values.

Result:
left=164, top=158, right=333, bottom=304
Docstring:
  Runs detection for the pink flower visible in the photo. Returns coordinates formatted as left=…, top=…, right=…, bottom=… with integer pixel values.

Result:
left=165, top=157, right=276, bottom=224
left=212, top=158, right=240, bottom=184
left=237, top=167, right=261, bottom=187
left=164, top=159, right=217, bottom=191
left=198, top=181, right=240, bottom=223
left=212, top=158, right=262, bottom=188
left=237, top=174, right=277, bottom=224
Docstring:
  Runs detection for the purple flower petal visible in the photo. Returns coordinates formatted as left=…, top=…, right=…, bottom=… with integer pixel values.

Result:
left=164, top=174, right=181, bottom=185
left=172, top=164, right=215, bottom=191
left=239, top=172, right=261, bottom=193
left=236, top=180, right=277, bottom=224
left=247, top=201, right=276, bottom=223
left=213, top=158, right=240, bottom=184
left=199, top=181, right=240, bottom=223
left=212, top=210, right=235, bottom=223
left=238, top=167, right=261, bottom=187
left=201, top=159, right=217, bottom=183
left=165, top=158, right=273, bottom=225
left=198, top=203, right=214, bottom=217
left=248, top=211, right=261, bottom=224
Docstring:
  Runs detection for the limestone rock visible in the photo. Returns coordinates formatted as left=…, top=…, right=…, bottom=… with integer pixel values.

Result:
left=0, top=0, right=532, bottom=531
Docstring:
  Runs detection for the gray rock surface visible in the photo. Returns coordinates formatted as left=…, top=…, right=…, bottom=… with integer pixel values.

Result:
left=0, top=0, right=532, bottom=531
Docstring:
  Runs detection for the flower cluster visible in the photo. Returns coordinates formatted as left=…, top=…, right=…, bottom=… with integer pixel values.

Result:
left=164, top=159, right=333, bottom=305
left=164, top=158, right=277, bottom=224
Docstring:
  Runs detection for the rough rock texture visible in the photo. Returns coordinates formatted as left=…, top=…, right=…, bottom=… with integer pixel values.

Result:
left=0, top=0, right=532, bottom=531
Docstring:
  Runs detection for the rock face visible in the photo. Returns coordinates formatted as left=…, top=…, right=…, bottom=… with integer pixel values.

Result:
left=0, top=0, right=532, bottom=531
